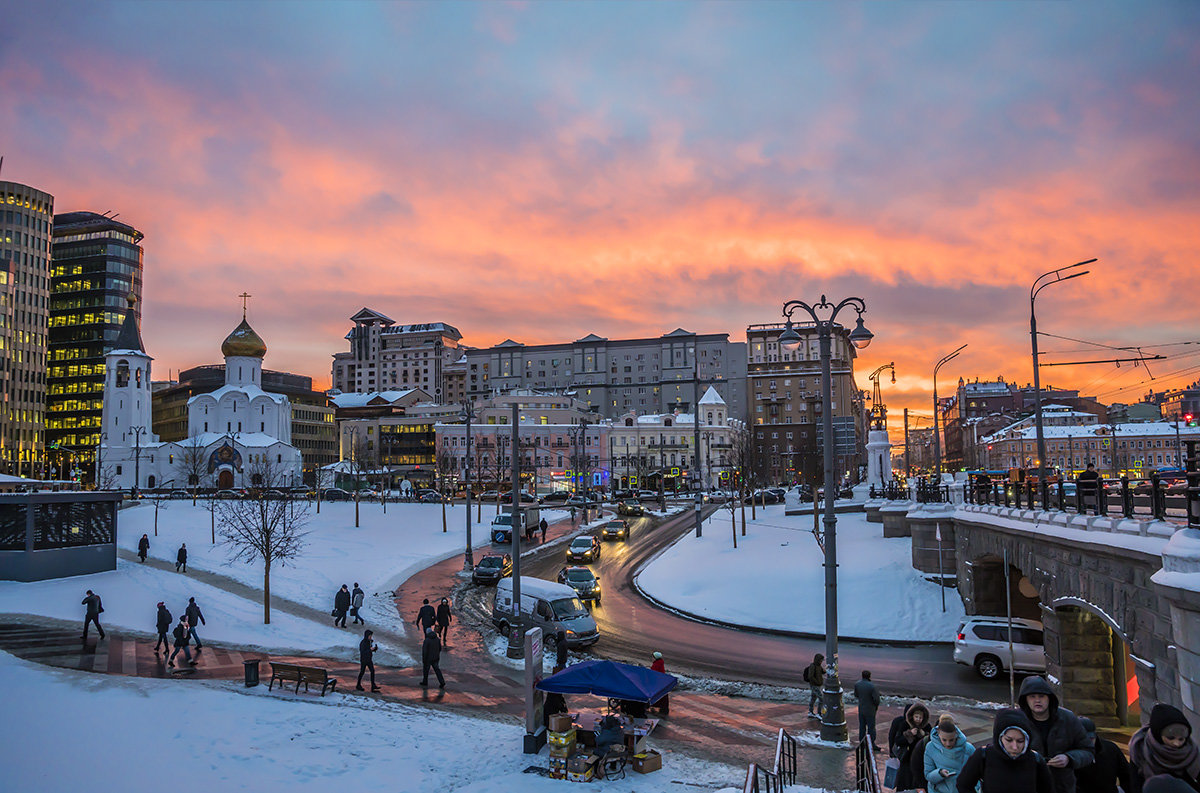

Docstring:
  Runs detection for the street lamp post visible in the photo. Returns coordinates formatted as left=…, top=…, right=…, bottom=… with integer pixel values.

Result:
left=131, top=426, right=146, bottom=496
left=693, top=341, right=702, bottom=538
left=932, top=345, right=967, bottom=477
left=1031, top=259, right=1096, bottom=482
left=777, top=295, right=874, bottom=743
left=460, top=400, right=476, bottom=573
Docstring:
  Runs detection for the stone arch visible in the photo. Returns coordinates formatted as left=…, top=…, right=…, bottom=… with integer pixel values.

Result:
left=965, top=553, right=1041, bottom=621
left=1049, top=598, right=1138, bottom=728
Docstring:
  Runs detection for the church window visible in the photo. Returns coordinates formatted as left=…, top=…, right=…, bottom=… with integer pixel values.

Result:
left=227, top=422, right=232, bottom=431
left=204, top=422, right=208, bottom=432
left=116, top=465, right=122, bottom=475
left=238, top=422, right=242, bottom=432
left=260, top=423, right=264, bottom=432
left=169, top=454, right=174, bottom=464
left=277, top=454, right=282, bottom=464
left=115, top=360, right=130, bottom=387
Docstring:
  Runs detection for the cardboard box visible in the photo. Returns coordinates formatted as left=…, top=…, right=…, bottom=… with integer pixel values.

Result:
left=548, top=728, right=577, bottom=747
left=548, top=713, right=573, bottom=733
left=567, top=769, right=593, bottom=783
left=567, top=753, right=592, bottom=773
left=632, top=749, right=662, bottom=774
left=549, top=756, right=568, bottom=773
left=549, top=743, right=574, bottom=759
left=549, top=768, right=567, bottom=780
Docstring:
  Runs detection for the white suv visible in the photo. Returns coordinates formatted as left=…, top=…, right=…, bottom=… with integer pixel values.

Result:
left=953, top=616, right=1047, bottom=679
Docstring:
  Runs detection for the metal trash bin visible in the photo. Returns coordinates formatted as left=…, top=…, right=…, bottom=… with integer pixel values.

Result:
left=243, top=658, right=260, bottom=687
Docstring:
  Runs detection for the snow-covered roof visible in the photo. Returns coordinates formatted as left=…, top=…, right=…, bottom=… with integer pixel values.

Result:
left=185, top=432, right=295, bottom=449
left=698, top=386, right=725, bottom=405
left=330, top=390, right=420, bottom=408
left=983, top=420, right=1200, bottom=444
left=187, top=383, right=287, bottom=407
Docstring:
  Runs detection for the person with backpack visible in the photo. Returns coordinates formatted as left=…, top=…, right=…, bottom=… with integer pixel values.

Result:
left=168, top=616, right=196, bottom=668
left=957, top=708, right=1054, bottom=792
left=1075, top=715, right=1132, bottom=793
left=925, top=713, right=975, bottom=793
left=351, top=583, right=365, bottom=625
left=435, top=597, right=452, bottom=645
left=176, top=543, right=188, bottom=573
left=1128, top=703, right=1200, bottom=793
left=81, top=589, right=105, bottom=641
left=154, top=602, right=173, bottom=654
left=803, top=653, right=825, bottom=718
left=333, top=584, right=351, bottom=628
left=137, top=534, right=150, bottom=562
left=889, top=702, right=932, bottom=791
left=184, top=597, right=205, bottom=650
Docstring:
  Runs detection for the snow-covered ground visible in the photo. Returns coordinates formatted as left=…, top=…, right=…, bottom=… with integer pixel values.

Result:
left=636, top=504, right=966, bottom=641
left=1, top=649, right=813, bottom=793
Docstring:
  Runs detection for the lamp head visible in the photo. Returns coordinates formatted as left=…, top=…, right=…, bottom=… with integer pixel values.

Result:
left=848, top=316, right=874, bottom=349
left=778, top=322, right=802, bottom=352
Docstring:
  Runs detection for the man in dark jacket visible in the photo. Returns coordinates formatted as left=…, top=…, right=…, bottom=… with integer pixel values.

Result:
left=184, top=597, right=205, bottom=649
left=539, top=517, right=548, bottom=542
left=435, top=598, right=452, bottom=644
left=154, top=602, right=172, bottom=654
left=81, top=589, right=105, bottom=641
left=854, top=670, right=882, bottom=747
left=1077, top=463, right=1102, bottom=514
left=168, top=616, right=196, bottom=668
left=176, top=543, right=188, bottom=573
left=1075, top=716, right=1131, bottom=793
left=554, top=629, right=568, bottom=671
left=137, top=534, right=150, bottom=562
left=356, top=629, right=380, bottom=691
left=415, top=598, right=437, bottom=632
left=1018, top=676, right=1093, bottom=793
left=351, top=583, right=365, bottom=625
left=333, top=585, right=351, bottom=628
left=421, top=627, right=445, bottom=688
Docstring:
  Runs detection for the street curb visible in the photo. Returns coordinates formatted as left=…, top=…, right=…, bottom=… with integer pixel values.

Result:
left=628, top=511, right=953, bottom=649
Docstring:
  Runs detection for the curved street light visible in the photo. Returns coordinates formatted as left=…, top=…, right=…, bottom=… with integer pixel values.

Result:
left=459, top=400, right=476, bottom=572
left=778, top=294, right=871, bottom=743
left=932, top=344, right=967, bottom=476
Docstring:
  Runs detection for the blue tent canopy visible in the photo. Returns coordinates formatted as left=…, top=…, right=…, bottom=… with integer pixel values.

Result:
left=536, top=659, right=677, bottom=704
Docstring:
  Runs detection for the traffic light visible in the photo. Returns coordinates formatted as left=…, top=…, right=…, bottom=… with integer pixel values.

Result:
left=1186, top=413, right=1196, bottom=427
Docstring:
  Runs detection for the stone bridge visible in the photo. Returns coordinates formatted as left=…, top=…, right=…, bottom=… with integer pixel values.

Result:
left=869, top=497, right=1199, bottom=731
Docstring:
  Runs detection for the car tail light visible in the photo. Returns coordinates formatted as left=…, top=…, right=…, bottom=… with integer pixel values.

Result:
left=957, top=632, right=965, bottom=641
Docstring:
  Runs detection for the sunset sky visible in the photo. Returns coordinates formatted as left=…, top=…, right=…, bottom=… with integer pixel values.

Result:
left=3, top=1, right=1198, bottom=416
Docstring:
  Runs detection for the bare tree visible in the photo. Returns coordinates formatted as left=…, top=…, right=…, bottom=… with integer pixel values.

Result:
left=176, top=437, right=208, bottom=505
left=729, top=425, right=755, bottom=530
left=435, top=448, right=455, bottom=533
left=216, top=458, right=310, bottom=624
left=95, top=463, right=119, bottom=491
left=346, top=430, right=375, bottom=528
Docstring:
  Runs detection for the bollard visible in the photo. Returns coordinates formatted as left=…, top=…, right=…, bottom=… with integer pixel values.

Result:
left=244, top=658, right=260, bottom=687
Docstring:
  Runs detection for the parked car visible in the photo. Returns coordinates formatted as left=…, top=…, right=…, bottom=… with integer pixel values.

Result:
left=767, top=487, right=787, bottom=502
left=493, top=577, right=600, bottom=649
left=953, top=616, right=1046, bottom=679
left=566, top=535, right=602, bottom=563
left=601, top=519, right=629, bottom=541
left=565, top=495, right=599, bottom=507
left=477, top=490, right=501, bottom=501
left=419, top=492, right=444, bottom=503
left=472, top=553, right=512, bottom=585
left=541, top=491, right=572, bottom=503
left=636, top=490, right=659, bottom=502
left=617, top=500, right=644, bottom=517
left=610, top=489, right=635, bottom=501
left=500, top=491, right=539, bottom=504
left=215, top=489, right=242, bottom=500
left=743, top=490, right=779, bottom=504
left=557, top=566, right=602, bottom=604
left=321, top=488, right=352, bottom=501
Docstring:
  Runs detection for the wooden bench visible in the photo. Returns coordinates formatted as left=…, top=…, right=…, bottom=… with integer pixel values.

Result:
left=268, top=662, right=338, bottom=696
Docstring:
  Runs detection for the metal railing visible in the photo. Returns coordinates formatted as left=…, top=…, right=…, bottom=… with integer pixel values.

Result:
left=855, top=735, right=882, bottom=792
left=743, top=728, right=797, bottom=793
left=964, top=473, right=1190, bottom=522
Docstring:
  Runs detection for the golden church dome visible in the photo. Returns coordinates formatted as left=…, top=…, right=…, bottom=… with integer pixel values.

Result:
left=221, top=318, right=267, bottom=358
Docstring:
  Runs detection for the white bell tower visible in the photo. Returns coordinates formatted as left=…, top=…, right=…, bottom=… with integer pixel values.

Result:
left=100, top=295, right=158, bottom=473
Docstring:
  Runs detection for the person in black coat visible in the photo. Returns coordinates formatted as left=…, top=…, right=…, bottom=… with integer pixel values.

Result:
left=853, top=670, right=882, bottom=747
left=957, top=708, right=1054, bottom=793
left=889, top=701, right=931, bottom=791
left=137, top=534, right=150, bottom=562
left=415, top=598, right=437, bottom=632
left=1018, top=676, right=1094, bottom=793
left=154, top=602, right=173, bottom=654
left=356, top=629, right=379, bottom=691
left=421, top=627, right=445, bottom=688
left=554, top=629, right=569, bottom=671
left=176, top=543, right=187, bottom=573
left=168, top=616, right=196, bottom=667
left=435, top=597, right=452, bottom=644
left=1128, top=704, right=1200, bottom=793
left=81, top=589, right=105, bottom=641
left=910, top=734, right=930, bottom=789
left=184, top=597, right=205, bottom=649
left=333, top=585, right=351, bottom=628
left=1076, top=715, right=1132, bottom=793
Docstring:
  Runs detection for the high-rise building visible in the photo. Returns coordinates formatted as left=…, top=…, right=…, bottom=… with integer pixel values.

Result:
left=745, top=322, right=864, bottom=485
left=330, top=308, right=464, bottom=402
left=47, top=211, right=144, bottom=480
left=0, top=181, right=55, bottom=477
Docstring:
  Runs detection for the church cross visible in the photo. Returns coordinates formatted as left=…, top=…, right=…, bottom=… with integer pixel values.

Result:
left=239, top=292, right=252, bottom=318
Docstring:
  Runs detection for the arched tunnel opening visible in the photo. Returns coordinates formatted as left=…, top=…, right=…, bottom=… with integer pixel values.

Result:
left=1053, top=604, right=1138, bottom=728
left=968, top=557, right=1041, bottom=620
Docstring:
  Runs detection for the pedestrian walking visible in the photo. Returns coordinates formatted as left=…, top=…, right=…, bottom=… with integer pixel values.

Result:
left=1077, top=462, right=1101, bottom=514
left=333, top=584, right=351, bottom=628
left=956, top=709, right=1054, bottom=792
left=1128, top=703, right=1200, bottom=793
left=81, top=589, right=105, bottom=641
left=1076, top=715, right=1132, bottom=793
left=650, top=651, right=670, bottom=715
left=853, top=670, right=881, bottom=747
left=176, top=543, right=187, bottom=573
left=356, top=629, right=380, bottom=692
left=888, top=701, right=932, bottom=791
left=137, top=533, right=150, bottom=562
left=555, top=629, right=568, bottom=670
left=539, top=517, right=548, bottom=542
left=168, top=616, right=196, bottom=668
left=184, top=596, right=205, bottom=649
left=415, top=598, right=437, bottom=632
left=154, top=602, right=172, bottom=654
left=570, top=506, right=577, bottom=523
left=924, top=713, right=975, bottom=793
left=351, top=583, right=365, bottom=625
left=803, top=653, right=825, bottom=718
left=1017, top=675, right=1093, bottom=793
left=421, top=626, right=445, bottom=688
left=435, top=597, right=452, bottom=645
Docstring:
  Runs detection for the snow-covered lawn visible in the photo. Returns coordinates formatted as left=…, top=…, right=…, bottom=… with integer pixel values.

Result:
left=636, top=505, right=966, bottom=641
left=0, top=649, right=783, bottom=793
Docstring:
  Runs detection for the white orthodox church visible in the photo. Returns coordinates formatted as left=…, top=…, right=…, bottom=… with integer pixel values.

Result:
left=99, top=298, right=303, bottom=491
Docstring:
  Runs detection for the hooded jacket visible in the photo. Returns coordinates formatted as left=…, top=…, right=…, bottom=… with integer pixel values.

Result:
left=957, top=709, right=1055, bottom=793
left=889, top=703, right=932, bottom=791
left=1018, top=676, right=1094, bottom=793
left=925, top=727, right=976, bottom=793
left=422, top=630, right=442, bottom=665
left=1075, top=716, right=1132, bottom=793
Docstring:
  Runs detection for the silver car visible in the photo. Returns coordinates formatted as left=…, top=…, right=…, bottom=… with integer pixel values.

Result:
left=953, top=616, right=1046, bottom=679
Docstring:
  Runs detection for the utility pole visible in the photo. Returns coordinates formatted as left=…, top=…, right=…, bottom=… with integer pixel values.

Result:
left=693, top=341, right=703, bottom=538
left=507, top=401, right=523, bottom=658
left=904, top=408, right=910, bottom=477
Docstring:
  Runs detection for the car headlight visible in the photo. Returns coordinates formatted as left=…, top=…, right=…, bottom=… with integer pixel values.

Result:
left=565, top=630, right=576, bottom=637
